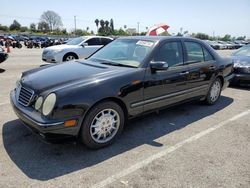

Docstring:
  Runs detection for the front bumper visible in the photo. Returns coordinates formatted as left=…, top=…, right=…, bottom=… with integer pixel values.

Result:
left=10, top=90, right=79, bottom=142
left=231, top=73, right=250, bottom=85
left=42, top=52, right=62, bottom=63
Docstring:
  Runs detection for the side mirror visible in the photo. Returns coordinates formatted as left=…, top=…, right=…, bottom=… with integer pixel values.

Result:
left=81, top=43, right=88, bottom=47
left=150, top=61, right=169, bottom=71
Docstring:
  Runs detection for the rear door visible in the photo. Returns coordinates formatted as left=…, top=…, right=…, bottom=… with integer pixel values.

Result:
left=183, top=40, right=216, bottom=97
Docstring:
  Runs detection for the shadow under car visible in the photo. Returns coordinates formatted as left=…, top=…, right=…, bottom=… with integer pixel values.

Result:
left=3, top=96, right=233, bottom=181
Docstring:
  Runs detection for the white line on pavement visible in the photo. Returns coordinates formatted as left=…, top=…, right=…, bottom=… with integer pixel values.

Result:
left=91, top=109, right=250, bottom=188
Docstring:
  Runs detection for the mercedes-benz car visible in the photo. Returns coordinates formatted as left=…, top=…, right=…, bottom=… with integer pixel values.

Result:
left=42, top=36, right=113, bottom=63
left=11, top=36, right=234, bottom=149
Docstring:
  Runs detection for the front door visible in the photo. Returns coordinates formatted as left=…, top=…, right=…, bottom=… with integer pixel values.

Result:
left=142, top=41, right=190, bottom=112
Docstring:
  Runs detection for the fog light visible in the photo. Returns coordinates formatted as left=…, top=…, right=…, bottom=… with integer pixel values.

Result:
left=64, top=120, right=77, bottom=127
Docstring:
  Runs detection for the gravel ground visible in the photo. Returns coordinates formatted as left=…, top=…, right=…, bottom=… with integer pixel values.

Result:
left=0, top=48, right=249, bottom=188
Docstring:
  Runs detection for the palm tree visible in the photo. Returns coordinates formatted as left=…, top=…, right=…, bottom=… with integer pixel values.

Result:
left=100, top=20, right=105, bottom=28
left=105, top=20, right=109, bottom=28
left=95, top=19, right=99, bottom=32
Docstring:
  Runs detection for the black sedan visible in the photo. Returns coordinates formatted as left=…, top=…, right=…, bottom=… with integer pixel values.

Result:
left=0, top=47, right=8, bottom=63
left=10, top=36, right=234, bottom=148
left=231, top=45, right=250, bottom=86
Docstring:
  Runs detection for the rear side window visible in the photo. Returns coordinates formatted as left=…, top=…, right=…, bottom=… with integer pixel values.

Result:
left=185, top=42, right=204, bottom=63
left=203, top=47, right=214, bottom=61
left=153, top=41, right=183, bottom=67
left=101, top=38, right=113, bottom=45
left=86, top=38, right=102, bottom=46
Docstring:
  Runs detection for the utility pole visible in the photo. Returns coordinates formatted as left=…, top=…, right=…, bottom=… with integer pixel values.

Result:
left=74, top=16, right=77, bottom=35
left=137, top=22, right=140, bottom=35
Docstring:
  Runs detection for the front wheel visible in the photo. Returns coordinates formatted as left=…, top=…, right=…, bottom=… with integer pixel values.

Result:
left=63, top=53, right=78, bottom=62
left=80, top=101, right=125, bottom=149
left=204, top=78, right=222, bottom=105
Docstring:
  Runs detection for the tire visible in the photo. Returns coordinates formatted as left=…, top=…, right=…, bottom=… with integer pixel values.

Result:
left=63, top=53, right=78, bottom=62
left=204, top=78, right=222, bottom=105
left=80, top=101, right=125, bottom=149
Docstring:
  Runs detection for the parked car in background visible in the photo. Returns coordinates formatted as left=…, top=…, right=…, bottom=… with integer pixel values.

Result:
left=42, top=36, right=113, bottom=63
left=231, top=44, right=250, bottom=86
left=205, top=40, right=221, bottom=50
left=0, top=47, right=8, bottom=63
left=11, top=36, right=234, bottom=148
left=217, top=41, right=229, bottom=49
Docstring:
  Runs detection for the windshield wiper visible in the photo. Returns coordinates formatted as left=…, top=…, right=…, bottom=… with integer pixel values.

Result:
left=91, top=58, right=136, bottom=68
left=101, top=61, right=136, bottom=68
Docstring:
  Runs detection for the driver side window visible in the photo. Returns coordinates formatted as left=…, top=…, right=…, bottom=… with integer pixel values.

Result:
left=153, top=42, right=183, bottom=67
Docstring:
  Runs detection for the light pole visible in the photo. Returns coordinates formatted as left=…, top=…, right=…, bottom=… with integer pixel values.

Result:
left=137, top=22, right=140, bottom=35
left=74, top=16, right=77, bottom=35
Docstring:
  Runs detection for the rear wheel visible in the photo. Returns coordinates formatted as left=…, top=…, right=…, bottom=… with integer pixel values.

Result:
left=204, top=78, right=222, bottom=105
left=80, top=101, right=125, bottom=149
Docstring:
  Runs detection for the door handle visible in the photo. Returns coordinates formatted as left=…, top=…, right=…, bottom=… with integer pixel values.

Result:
left=209, top=65, right=215, bottom=70
left=179, top=71, right=189, bottom=75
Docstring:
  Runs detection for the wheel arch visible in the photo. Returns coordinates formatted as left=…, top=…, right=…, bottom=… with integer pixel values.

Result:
left=77, top=97, right=128, bottom=136
left=63, top=52, right=79, bottom=61
left=216, top=75, right=224, bottom=87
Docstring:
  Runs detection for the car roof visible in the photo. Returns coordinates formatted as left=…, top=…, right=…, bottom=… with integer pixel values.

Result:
left=82, top=36, right=113, bottom=40
left=117, top=36, right=203, bottom=43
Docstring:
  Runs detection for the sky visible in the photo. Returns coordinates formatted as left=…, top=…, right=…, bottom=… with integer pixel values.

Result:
left=0, top=0, right=250, bottom=38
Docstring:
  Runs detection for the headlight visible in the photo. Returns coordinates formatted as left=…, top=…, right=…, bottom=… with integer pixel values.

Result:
left=42, top=93, right=56, bottom=116
left=53, top=49, right=63, bottom=53
left=35, top=96, right=43, bottom=110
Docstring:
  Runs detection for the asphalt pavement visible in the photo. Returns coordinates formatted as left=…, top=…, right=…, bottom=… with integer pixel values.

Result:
left=0, top=48, right=249, bottom=188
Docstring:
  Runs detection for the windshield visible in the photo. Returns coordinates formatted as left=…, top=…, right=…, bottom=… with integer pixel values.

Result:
left=89, top=39, right=155, bottom=68
left=233, top=45, right=250, bottom=57
left=66, top=37, right=86, bottom=45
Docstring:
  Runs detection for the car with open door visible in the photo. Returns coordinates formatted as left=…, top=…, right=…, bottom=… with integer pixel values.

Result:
left=11, top=36, right=234, bottom=148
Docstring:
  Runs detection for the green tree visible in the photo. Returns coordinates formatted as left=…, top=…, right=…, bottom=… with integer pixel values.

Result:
left=38, top=21, right=50, bottom=32
left=221, top=34, right=231, bottom=41
left=40, top=10, right=63, bottom=31
left=30, top=23, right=36, bottom=32
left=20, top=26, right=28, bottom=32
left=236, top=36, right=246, bottom=40
left=0, top=24, right=9, bottom=31
left=194, top=33, right=209, bottom=40
left=110, top=19, right=114, bottom=32
left=9, top=20, right=21, bottom=30
left=95, top=19, right=99, bottom=32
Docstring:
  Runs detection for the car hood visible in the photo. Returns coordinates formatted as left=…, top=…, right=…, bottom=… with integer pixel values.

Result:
left=21, top=60, right=133, bottom=93
left=45, top=44, right=80, bottom=50
left=231, top=55, right=250, bottom=64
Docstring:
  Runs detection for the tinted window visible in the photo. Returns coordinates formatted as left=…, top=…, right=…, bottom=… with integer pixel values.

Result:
left=86, top=38, right=102, bottom=46
left=185, top=42, right=204, bottom=63
left=203, top=47, right=214, bottom=61
left=154, top=42, right=183, bottom=67
left=101, top=38, right=113, bottom=45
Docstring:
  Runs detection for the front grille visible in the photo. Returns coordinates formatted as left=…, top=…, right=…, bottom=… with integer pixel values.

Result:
left=18, top=86, right=34, bottom=106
